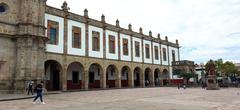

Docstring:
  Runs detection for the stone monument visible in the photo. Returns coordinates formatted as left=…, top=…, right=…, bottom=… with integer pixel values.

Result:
left=205, top=60, right=219, bottom=90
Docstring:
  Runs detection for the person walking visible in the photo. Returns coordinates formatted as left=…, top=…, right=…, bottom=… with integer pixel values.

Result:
left=178, top=83, right=180, bottom=89
left=32, top=81, right=45, bottom=104
left=146, top=80, right=149, bottom=86
left=27, top=81, right=34, bottom=95
left=201, top=82, right=205, bottom=89
left=183, top=84, right=186, bottom=89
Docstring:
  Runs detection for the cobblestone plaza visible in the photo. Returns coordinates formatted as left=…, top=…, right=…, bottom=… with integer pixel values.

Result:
left=0, top=87, right=240, bottom=110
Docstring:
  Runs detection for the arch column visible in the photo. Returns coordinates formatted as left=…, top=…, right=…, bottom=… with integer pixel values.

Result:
left=160, top=73, right=164, bottom=86
left=83, top=70, right=89, bottom=90
left=101, top=68, right=106, bottom=89
left=150, top=70, right=154, bottom=87
left=116, top=69, right=121, bottom=88
left=62, top=66, right=67, bottom=91
left=151, top=72, right=155, bottom=87
left=128, top=70, right=134, bottom=88
left=140, top=70, right=145, bottom=87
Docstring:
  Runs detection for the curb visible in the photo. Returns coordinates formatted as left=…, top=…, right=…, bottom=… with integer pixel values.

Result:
left=0, top=96, right=34, bottom=102
left=0, top=92, right=60, bottom=102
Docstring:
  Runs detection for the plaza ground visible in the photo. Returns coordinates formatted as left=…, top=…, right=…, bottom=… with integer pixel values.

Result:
left=0, top=87, right=240, bottom=110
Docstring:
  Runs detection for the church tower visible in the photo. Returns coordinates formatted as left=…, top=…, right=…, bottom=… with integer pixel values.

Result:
left=0, top=0, right=47, bottom=93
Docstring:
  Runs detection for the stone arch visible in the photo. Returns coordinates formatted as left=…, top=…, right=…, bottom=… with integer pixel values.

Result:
left=88, top=63, right=103, bottom=89
left=121, top=66, right=131, bottom=88
left=67, top=62, right=84, bottom=90
left=162, top=69, right=169, bottom=86
left=44, top=60, right=63, bottom=91
left=106, top=64, right=119, bottom=88
left=154, top=68, right=161, bottom=86
left=144, top=68, right=152, bottom=87
left=133, top=67, right=142, bottom=87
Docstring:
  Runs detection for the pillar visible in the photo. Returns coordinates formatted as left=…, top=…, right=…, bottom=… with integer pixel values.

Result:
left=13, top=0, right=47, bottom=93
left=140, top=28, right=144, bottom=63
left=128, top=69, right=134, bottom=88
left=150, top=70, right=155, bottom=87
left=61, top=1, right=69, bottom=91
left=62, top=66, right=67, bottom=91
left=102, top=15, right=106, bottom=59
left=166, top=36, right=171, bottom=81
left=140, top=70, right=145, bottom=87
left=83, top=70, right=89, bottom=90
left=158, top=34, right=163, bottom=65
left=117, top=19, right=121, bottom=61
left=116, top=69, right=121, bottom=88
left=84, top=9, right=89, bottom=57
left=100, top=68, right=106, bottom=89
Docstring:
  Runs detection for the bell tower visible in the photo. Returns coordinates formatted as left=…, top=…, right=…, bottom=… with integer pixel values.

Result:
left=0, top=0, right=48, bottom=93
left=17, top=0, right=46, bottom=36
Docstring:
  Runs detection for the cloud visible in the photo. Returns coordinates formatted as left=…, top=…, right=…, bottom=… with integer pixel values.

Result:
left=47, top=0, right=240, bottom=63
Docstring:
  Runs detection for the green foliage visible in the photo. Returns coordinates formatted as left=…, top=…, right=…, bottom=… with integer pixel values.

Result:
left=179, top=72, right=197, bottom=79
left=237, top=71, right=240, bottom=76
left=205, top=59, right=239, bottom=77
left=215, top=59, right=224, bottom=74
left=222, top=61, right=238, bottom=76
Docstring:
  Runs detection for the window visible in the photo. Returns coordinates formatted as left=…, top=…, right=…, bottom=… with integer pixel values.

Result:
left=154, top=46, right=159, bottom=60
left=0, top=3, right=8, bottom=13
left=163, top=48, right=167, bottom=61
left=109, top=35, right=115, bottom=53
left=72, top=71, right=79, bottom=84
left=72, top=27, right=81, bottom=49
left=135, top=41, right=140, bottom=57
left=172, top=50, right=176, bottom=62
left=47, top=20, right=59, bottom=45
left=123, top=38, right=128, bottom=55
left=145, top=44, right=150, bottom=59
left=92, top=31, right=100, bottom=51
left=0, top=5, right=5, bottom=13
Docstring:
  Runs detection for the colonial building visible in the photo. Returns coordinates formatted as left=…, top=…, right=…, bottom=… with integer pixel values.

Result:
left=0, top=0, right=181, bottom=93
left=172, top=60, right=196, bottom=84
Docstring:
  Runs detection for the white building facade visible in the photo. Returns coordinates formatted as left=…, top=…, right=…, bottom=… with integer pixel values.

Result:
left=0, top=1, right=181, bottom=92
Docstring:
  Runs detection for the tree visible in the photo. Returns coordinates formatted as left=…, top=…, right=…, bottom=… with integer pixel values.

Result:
left=179, top=72, right=198, bottom=84
left=205, top=59, right=239, bottom=77
left=222, top=61, right=238, bottom=77
left=215, top=59, right=224, bottom=75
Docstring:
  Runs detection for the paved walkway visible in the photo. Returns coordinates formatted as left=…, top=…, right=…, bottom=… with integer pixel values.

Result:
left=0, top=87, right=240, bottom=110
left=0, top=94, right=33, bottom=101
left=0, top=91, right=60, bottom=101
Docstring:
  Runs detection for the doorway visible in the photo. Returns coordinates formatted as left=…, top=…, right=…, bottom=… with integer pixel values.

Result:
left=51, top=70, right=60, bottom=90
left=45, top=60, right=62, bottom=91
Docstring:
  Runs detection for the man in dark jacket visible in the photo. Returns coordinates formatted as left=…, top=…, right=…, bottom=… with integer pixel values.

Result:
left=32, top=81, right=45, bottom=104
left=27, top=81, right=33, bottom=95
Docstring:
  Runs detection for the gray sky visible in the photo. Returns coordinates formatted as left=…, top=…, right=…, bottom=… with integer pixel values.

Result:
left=47, top=0, right=240, bottom=64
